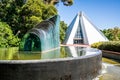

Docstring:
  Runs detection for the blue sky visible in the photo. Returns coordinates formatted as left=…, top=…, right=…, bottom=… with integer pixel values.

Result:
left=57, top=0, right=120, bottom=30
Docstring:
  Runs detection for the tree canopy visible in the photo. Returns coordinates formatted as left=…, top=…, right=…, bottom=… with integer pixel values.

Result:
left=0, top=22, right=19, bottom=47
left=102, top=27, right=120, bottom=41
left=0, top=0, right=57, bottom=38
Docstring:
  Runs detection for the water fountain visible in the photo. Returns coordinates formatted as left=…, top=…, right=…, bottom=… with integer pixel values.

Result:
left=19, top=15, right=60, bottom=51
left=0, top=15, right=102, bottom=80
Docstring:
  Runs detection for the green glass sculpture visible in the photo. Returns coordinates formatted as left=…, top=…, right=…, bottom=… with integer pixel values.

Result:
left=19, top=15, right=60, bottom=51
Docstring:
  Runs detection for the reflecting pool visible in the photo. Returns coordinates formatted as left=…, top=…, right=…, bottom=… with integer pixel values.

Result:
left=0, top=46, right=101, bottom=80
left=1, top=47, right=119, bottom=80
left=0, top=46, right=99, bottom=60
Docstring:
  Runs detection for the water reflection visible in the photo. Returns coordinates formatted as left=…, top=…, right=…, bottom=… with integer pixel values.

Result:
left=65, top=46, right=86, bottom=57
left=0, top=47, right=18, bottom=60
left=0, top=46, right=99, bottom=60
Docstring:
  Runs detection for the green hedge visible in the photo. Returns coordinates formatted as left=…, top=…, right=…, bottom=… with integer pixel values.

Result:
left=91, top=41, right=120, bottom=52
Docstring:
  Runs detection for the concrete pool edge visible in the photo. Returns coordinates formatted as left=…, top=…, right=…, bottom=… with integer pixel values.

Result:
left=0, top=48, right=102, bottom=80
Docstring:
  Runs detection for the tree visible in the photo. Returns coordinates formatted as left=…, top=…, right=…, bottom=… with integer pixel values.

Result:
left=112, top=27, right=120, bottom=40
left=43, top=0, right=73, bottom=6
left=102, top=29, right=113, bottom=40
left=0, top=22, right=19, bottom=47
left=60, top=21, right=67, bottom=43
left=0, top=0, right=57, bottom=38
left=102, top=27, right=120, bottom=41
left=0, top=0, right=25, bottom=35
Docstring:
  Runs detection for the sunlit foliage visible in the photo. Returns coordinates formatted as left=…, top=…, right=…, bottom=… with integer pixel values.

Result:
left=102, top=27, right=120, bottom=41
left=60, top=21, right=67, bottom=43
left=0, top=22, right=19, bottom=47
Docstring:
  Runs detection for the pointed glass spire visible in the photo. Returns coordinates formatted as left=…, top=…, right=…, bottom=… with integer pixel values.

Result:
left=64, top=11, right=108, bottom=45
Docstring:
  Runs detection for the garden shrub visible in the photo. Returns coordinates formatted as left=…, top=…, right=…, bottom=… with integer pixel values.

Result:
left=91, top=42, right=103, bottom=48
left=91, top=41, right=120, bottom=52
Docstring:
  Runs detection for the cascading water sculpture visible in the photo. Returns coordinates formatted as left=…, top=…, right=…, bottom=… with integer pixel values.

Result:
left=19, top=15, right=60, bottom=51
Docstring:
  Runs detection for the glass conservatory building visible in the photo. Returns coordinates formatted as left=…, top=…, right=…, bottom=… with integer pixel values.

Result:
left=63, top=12, right=108, bottom=45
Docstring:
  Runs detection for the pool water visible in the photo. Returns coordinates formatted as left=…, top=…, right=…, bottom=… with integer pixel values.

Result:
left=0, top=46, right=99, bottom=60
